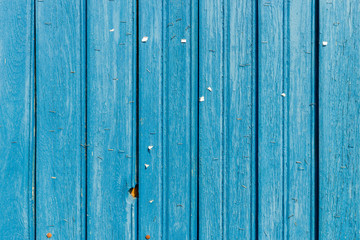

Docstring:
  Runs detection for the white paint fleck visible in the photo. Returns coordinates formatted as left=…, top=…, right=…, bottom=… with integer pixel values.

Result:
left=199, top=96, right=205, bottom=102
left=149, top=200, right=154, bottom=203
left=148, top=145, right=153, bottom=150
left=181, top=39, right=186, bottom=43
left=145, top=164, right=150, bottom=169
left=142, top=36, right=149, bottom=42
left=281, top=93, right=286, bottom=97
left=207, top=87, right=212, bottom=92
left=110, top=29, right=115, bottom=32
left=322, top=41, right=328, bottom=46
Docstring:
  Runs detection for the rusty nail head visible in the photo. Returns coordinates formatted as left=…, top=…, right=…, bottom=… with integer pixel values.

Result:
left=145, top=235, right=151, bottom=239
left=46, top=233, right=52, bottom=238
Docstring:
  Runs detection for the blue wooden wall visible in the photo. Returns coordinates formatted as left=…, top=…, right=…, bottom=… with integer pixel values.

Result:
left=0, top=0, right=359, bottom=239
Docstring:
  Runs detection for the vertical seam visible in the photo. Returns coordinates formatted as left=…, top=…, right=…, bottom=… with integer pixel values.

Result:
left=314, top=0, right=320, bottom=238
left=135, top=0, right=140, bottom=239
left=221, top=0, right=226, bottom=238
left=196, top=0, right=201, bottom=238
left=33, top=0, right=37, bottom=238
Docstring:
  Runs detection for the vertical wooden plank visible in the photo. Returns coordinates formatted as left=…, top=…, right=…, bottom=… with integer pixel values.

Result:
left=36, top=0, right=86, bottom=239
left=198, top=0, right=256, bottom=239
left=225, top=1, right=257, bottom=239
left=138, top=0, right=198, bottom=239
left=0, top=1, right=34, bottom=239
left=198, top=0, right=225, bottom=238
left=138, top=0, right=163, bottom=238
left=286, top=0, right=316, bottom=238
left=86, top=0, right=137, bottom=239
left=257, top=0, right=285, bottom=237
left=319, top=1, right=360, bottom=239
left=258, top=0, right=315, bottom=239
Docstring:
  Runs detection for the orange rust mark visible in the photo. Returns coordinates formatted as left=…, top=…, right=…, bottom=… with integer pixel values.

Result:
left=129, top=184, right=138, bottom=198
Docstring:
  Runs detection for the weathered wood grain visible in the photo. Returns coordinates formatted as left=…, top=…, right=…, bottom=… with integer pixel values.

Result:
left=0, top=1, right=34, bottom=239
left=319, top=0, right=360, bottom=238
left=286, top=0, right=316, bottom=238
left=198, top=0, right=256, bottom=239
left=35, top=0, right=86, bottom=239
left=86, top=0, right=137, bottom=239
left=3, top=1, right=360, bottom=238
left=258, top=0, right=315, bottom=239
left=138, top=0, right=198, bottom=239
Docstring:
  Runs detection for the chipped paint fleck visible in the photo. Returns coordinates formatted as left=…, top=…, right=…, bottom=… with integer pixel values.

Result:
left=142, top=36, right=149, bottom=42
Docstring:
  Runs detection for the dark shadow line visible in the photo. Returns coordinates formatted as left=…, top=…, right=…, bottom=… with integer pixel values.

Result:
left=33, top=0, right=37, bottom=238
left=136, top=0, right=140, bottom=239
left=314, top=0, right=320, bottom=238
left=196, top=0, right=200, bottom=238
